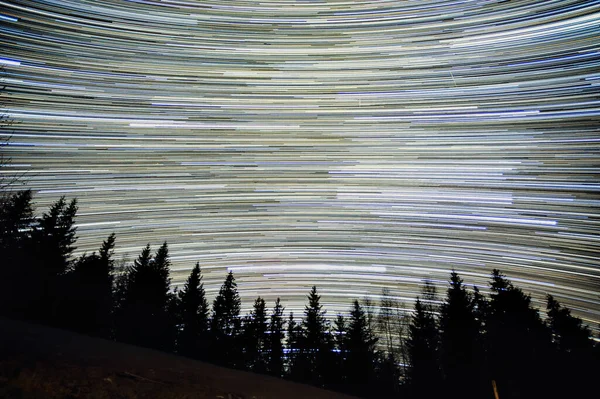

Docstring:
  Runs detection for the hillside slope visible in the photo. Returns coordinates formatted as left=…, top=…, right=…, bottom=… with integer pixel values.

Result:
left=0, top=318, right=357, bottom=399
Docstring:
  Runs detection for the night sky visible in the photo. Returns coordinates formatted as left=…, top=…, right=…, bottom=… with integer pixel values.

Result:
left=1, top=0, right=599, bottom=334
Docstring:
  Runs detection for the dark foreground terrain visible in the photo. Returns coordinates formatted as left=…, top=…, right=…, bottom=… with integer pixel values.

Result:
left=0, top=318, right=357, bottom=399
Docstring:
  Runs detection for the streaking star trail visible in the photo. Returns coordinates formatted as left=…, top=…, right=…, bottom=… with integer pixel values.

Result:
left=1, top=0, right=599, bottom=332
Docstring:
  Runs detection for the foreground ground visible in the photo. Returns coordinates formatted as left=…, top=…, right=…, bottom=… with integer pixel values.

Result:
left=0, top=318, right=357, bottom=399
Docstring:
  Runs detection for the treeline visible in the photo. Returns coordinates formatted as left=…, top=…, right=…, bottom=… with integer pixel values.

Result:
left=1, top=190, right=598, bottom=399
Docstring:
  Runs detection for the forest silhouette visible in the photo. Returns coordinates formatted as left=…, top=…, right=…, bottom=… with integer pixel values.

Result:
left=0, top=190, right=598, bottom=399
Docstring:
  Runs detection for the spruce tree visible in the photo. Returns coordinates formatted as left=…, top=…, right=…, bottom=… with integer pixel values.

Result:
left=286, top=312, right=303, bottom=380
left=33, top=196, right=78, bottom=276
left=151, top=242, right=172, bottom=309
left=546, top=295, right=594, bottom=397
left=244, top=296, right=268, bottom=372
left=301, top=286, right=334, bottom=387
left=332, top=314, right=348, bottom=388
left=439, top=271, right=484, bottom=398
left=546, top=294, right=593, bottom=352
left=487, top=269, right=552, bottom=398
left=177, top=262, right=210, bottom=359
left=211, top=271, right=242, bottom=367
left=346, top=299, right=378, bottom=397
left=406, top=281, right=442, bottom=397
left=29, top=196, right=78, bottom=323
left=61, top=233, right=116, bottom=337
left=266, top=298, right=286, bottom=377
left=114, top=243, right=174, bottom=351
left=115, top=243, right=152, bottom=345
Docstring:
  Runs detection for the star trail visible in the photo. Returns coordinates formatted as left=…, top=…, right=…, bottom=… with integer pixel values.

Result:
left=1, top=0, right=599, bottom=333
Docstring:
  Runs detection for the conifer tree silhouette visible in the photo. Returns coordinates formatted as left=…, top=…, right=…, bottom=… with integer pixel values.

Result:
left=547, top=294, right=593, bottom=352
left=61, top=233, right=116, bottom=338
left=30, top=196, right=78, bottom=324
left=114, top=243, right=174, bottom=351
left=406, top=281, right=442, bottom=397
left=286, top=311, right=303, bottom=380
left=332, top=314, right=348, bottom=388
left=486, top=269, right=552, bottom=399
left=211, top=271, right=242, bottom=367
left=346, top=299, right=379, bottom=397
left=546, top=294, right=595, bottom=398
left=243, top=296, right=268, bottom=372
left=301, top=286, right=334, bottom=387
left=177, top=262, right=210, bottom=359
left=266, top=297, right=286, bottom=377
left=32, top=197, right=78, bottom=276
left=439, top=271, right=483, bottom=398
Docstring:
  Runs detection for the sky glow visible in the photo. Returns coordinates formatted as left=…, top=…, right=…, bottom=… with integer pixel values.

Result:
left=1, top=0, right=599, bottom=333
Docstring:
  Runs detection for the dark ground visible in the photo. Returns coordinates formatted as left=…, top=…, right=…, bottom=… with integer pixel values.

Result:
left=0, top=317, right=357, bottom=399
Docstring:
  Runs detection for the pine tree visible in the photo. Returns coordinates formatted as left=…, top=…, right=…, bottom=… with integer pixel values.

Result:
left=151, top=242, right=172, bottom=309
left=486, top=269, right=552, bottom=398
left=546, top=294, right=594, bottom=397
left=244, top=296, right=268, bottom=372
left=346, top=299, right=379, bottom=397
left=286, top=312, right=303, bottom=380
left=211, top=271, right=242, bottom=367
left=406, top=281, right=442, bottom=397
left=547, top=294, right=593, bottom=352
left=28, top=196, right=78, bottom=323
left=301, top=286, right=334, bottom=387
left=33, top=196, right=78, bottom=277
left=439, top=271, right=484, bottom=398
left=114, top=243, right=174, bottom=351
left=61, top=233, right=116, bottom=337
left=177, top=262, right=210, bottom=359
left=332, top=314, right=348, bottom=388
left=266, top=298, right=286, bottom=377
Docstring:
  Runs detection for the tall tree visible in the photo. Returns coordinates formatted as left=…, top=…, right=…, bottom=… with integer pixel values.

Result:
left=286, top=312, right=303, bottom=380
left=439, top=271, right=484, bottom=398
left=546, top=294, right=595, bottom=398
left=332, top=314, right=348, bottom=389
left=211, top=271, right=242, bottom=367
left=177, top=262, right=210, bottom=359
left=546, top=294, right=593, bottom=353
left=114, top=243, right=175, bottom=351
left=346, top=299, right=379, bottom=397
left=301, top=286, right=334, bottom=387
left=406, top=281, right=442, bottom=397
left=244, top=296, right=268, bottom=372
left=32, top=196, right=78, bottom=276
left=61, top=233, right=116, bottom=338
left=266, top=298, right=286, bottom=377
left=28, top=196, right=78, bottom=323
left=486, top=269, right=552, bottom=399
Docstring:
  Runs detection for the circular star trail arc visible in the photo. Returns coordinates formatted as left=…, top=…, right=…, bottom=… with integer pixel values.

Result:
left=1, top=0, right=599, bottom=332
